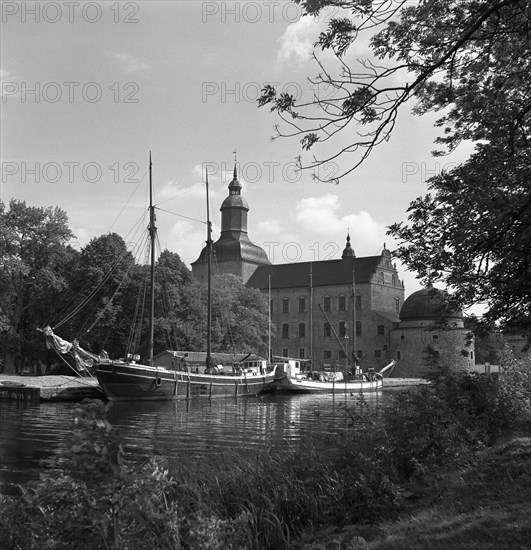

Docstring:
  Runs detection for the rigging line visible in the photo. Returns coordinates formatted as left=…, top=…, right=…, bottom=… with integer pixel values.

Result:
left=75, top=235, right=146, bottom=339
left=53, top=247, right=135, bottom=330
left=83, top=247, right=141, bottom=342
left=52, top=209, right=150, bottom=330
left=108, top=166, right=149, bottom=233
left=155, top=207, right=206, bottom=226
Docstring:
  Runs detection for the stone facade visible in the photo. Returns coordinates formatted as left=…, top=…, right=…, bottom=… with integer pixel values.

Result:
left=191, top=165, right=475, bottom=376
left=389, top=287, right=475, bottom=377
left=246, top=246, right=405, bottom=371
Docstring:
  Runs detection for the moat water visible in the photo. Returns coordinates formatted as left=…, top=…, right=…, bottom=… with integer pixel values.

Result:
left=0, top=391, right=391, bottom=495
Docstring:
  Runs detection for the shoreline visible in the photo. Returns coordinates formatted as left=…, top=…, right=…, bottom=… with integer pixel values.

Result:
left=0, top=374, right=104, bottom=402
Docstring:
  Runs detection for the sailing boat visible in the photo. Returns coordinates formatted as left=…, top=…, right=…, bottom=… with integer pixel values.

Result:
left=272, top=270, right=396, bottom=393
left=42, top=157, right=276, bottom=401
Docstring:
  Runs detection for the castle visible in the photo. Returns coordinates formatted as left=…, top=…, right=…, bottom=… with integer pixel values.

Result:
left=192, top=165, right=475, bottom=375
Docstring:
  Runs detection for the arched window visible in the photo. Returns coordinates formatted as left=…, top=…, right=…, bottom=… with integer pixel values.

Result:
left=355, top=321, right=362, bottom=336
left=377, top=324, right=385, bottom=336
left=298, top=297, right=306, bottom=313
left=324, top=296, right=331, bottom=312
left=395, top=298, right=400, bottom=313
left=282, top=298, right=290, bottom=313
left=324, top=322, right=331, bottom=337
left=339, top=321, right=347, bottom=337
left=397, top=351, right=402, bottom=360
left=298, top=323, right=306, bottom=338
left=282, top=324, right=289, bottom=339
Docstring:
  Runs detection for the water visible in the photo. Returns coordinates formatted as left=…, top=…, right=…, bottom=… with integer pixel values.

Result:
left=0, top=391, right=386, bottom=495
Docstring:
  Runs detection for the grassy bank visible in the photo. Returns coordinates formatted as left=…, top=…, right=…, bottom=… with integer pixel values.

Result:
left=1, top=354, right=530, bottom=549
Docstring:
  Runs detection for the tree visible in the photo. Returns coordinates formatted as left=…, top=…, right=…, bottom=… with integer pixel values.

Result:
left=0, top=200, right=75, bottom=372
left=259, top=0, right=531, bottom=327
left=56, top=233, right=138, bottom=359
left=153, top=250, right=204, bottom=354
left=209, top=274, right=270, bottom=354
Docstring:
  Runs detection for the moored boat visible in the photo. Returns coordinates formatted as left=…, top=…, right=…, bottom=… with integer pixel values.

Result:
left=41, top=157, right=275, bottom=401
left=273, top=359, right=396, bottom=393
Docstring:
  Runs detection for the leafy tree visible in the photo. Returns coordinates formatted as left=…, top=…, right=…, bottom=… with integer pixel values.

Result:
left=153, top=250, right=204, bottom=354
left=56, top=233, right=138, bottom=359
left=259, top=0, right=531, bottom=328
left=209, top=274, right=269, bottom=354
left=0, top=200, right=74, bottom=372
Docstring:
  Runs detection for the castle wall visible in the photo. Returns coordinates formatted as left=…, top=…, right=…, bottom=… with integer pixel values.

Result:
left=389, top=325, right=474, bottom=377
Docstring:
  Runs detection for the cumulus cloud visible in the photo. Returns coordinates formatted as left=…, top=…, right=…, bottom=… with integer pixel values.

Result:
left=277, top=17, right=319, bottom=65
left=295, top=194, right=389, bottom=256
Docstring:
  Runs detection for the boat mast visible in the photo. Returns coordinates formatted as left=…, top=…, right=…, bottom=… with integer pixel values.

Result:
left=352, top=268, right=357, bottom=367
left=148, top=152, right=156, bottom=366
left=268, top=274, right=271, bottom=362
left=205, top=168, right=212, bottom=371
left=309, top=263, right=313, bottom=370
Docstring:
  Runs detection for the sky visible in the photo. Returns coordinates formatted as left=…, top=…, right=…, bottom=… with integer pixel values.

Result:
left=1, top=1, right=473, bottom=300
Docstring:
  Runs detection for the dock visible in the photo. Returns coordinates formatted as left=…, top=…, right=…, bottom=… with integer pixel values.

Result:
left=0, top=375, right=104, bottom=402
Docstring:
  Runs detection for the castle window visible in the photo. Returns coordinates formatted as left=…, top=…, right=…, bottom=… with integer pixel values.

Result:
left=397, top=351, right=402, bottom=360
left=433, top=334, right=439, bottom=340
left=339, top=321, right=347, bottom=337
left=356, top=295, right=362, bottom=309
left=270, top=300, right=274, bottom=314
left=299, top=348, right=305, bottom=359
left=282, top=298, right=290, bottom=313
left=324, top=350, right=332, bottom=360
left=355, top=321, right=362, bottom=336
left=298, top=297, right=306, bottom=313
left=383, top=345, right=388, bottom=352
left=471, top=351, right=474, bottom=360
left=374, top=349, right=382, bottom=358
left=339, top=350, right=347, bottom=359
left=324, top=296, right=331, bottom=312
left=324, top=322, right=331, bottom=338
left=338, top=295, right=346, bottom=311
left=298, top=323, right=306, bottom=338
left=377, top=324, right=385, bottom=336
left=401, top=335, right=405, bottom=340
left=395, top=298, right=400, bottom=313
left=282, top=324, right=289, bottom=339
left=282, top=348, right=289, bottom=358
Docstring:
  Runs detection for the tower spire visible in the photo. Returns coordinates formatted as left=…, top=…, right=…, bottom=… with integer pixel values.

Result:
left=341, top=232, right=355, bottom=259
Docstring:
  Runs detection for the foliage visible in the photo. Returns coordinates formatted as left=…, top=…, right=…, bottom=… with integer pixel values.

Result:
left=0, top=200, right=75, bottom=372
left=209, top=274, right=270, bottom=354
left=259, top=0, right=531, bottom=328
left=1, top=358, right=531, bottom=548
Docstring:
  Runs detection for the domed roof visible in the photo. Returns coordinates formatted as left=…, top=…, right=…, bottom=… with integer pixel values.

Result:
left=400, top=286, right=463, bottom=322
left=221, top=194, right=249, bottom=210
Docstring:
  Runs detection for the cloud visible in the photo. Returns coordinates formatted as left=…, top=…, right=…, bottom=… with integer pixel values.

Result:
left=112, top=53, right=150, bottom=73
left=277, top=17, right=320, bottom=65
left=294, top=194, right=388, bottom=256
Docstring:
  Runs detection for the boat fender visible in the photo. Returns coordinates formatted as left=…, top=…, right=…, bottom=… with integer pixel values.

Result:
left=155, top=377, right=162, bottom=387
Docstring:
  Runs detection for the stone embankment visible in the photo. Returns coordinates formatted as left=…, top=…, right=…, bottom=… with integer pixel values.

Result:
left=0, top=375, right=104, bottom=402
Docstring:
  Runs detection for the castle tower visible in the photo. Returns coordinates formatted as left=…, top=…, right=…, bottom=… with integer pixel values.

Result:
left=191, top=163, right=270, bottom=284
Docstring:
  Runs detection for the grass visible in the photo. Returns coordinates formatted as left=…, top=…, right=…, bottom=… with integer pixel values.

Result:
left=369, top=430, right=531, bottom=550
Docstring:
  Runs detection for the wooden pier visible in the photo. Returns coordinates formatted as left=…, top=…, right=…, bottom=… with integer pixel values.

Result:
left=0, top=375, right=104, bottom=402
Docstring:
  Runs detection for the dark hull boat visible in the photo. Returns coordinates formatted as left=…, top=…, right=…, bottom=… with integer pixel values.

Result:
left=95, top=360, right=275, bottom=402
left=42, top=157, right=274, bottom=401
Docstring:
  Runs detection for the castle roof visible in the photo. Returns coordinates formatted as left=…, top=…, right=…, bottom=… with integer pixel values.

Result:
left=400, top=286, right=463, bottom=321
left=247, top=256, right=384, bottom=289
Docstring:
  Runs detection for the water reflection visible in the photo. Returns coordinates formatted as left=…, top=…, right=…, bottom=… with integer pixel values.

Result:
left=0, top=391, right=385, bottom=494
